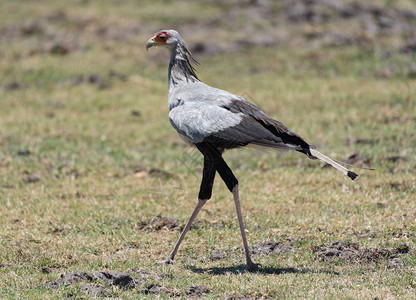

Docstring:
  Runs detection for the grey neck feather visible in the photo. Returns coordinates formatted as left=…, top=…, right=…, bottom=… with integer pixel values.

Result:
left=168, top=42, right=199, bottom=87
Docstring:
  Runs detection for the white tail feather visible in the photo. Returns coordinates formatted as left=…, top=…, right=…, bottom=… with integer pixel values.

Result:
left=309, top=149, right=358, bottom=180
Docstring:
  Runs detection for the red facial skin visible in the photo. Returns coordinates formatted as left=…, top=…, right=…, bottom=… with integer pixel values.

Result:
left=154, top=32, right=171, bottom=45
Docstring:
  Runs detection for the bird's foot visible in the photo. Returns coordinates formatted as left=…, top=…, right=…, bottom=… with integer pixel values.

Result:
left=155, top=256, right=175, bottom=265
left=241, top=261, right=262, bottom=273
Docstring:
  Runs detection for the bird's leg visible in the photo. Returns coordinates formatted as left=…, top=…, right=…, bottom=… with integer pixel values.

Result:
left=198, top=155, right=217, bottom=200
left=158, top=153, right=216, bottom=265
left=158, top=198, right=207, bottom=264
left=199, top=143, right=259, bottom=272
left=232, top=184, right=260, bottom=272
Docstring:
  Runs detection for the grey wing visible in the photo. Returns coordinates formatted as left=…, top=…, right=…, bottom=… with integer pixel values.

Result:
left=169, top=102, right=243, bottom=144
left=226, top=99, right=311, bottom=146
left=207, top=98, right=312, bottom=151
left=169, top=99, right=311, bottom=153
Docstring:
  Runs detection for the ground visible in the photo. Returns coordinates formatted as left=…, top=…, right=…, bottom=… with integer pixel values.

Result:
left=0, top=0, right=415, bottom=298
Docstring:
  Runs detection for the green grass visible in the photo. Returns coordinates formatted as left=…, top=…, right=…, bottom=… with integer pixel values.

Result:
left=1, top=0, right=415, bottom=298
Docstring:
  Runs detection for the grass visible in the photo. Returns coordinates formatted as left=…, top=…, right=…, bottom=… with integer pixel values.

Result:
left=0, top=0, right=415, bottom=298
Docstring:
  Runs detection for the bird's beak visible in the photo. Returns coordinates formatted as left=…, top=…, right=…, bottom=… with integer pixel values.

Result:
left=146, top=38, right=156, bottom=51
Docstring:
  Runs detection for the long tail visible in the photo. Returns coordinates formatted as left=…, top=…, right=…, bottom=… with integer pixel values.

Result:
left=309, top=149, right=358, bottom=180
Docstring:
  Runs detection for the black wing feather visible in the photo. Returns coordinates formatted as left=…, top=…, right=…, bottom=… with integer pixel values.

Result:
left=205, top=99, right=312, bottom=155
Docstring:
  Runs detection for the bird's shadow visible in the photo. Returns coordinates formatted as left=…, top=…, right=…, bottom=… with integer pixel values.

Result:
left=186, top=264, right=339, bottom=276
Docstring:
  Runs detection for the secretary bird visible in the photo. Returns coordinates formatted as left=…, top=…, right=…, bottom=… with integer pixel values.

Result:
left=146, top=29, right=358, bottom=271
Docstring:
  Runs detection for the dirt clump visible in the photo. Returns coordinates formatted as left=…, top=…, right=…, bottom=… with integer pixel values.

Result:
left=250, top=239, right=295, bottom=256
left=94, top=271, right=136, bottom=289
left=345, top=137, right=377, bottom=145
left=79, top=284, right=106, bottom=297
left=46, top=270, right=138, bottom=297
left=226, top=293, right=268, bottom=300
left=1, top=82, right=22, bottom=92
left=128, top=165, right=174, bottom=180
left=141, top=284, right=180, bottom=296
left=388, top=257, right=404, bottom=267
left=186, top=285, right=210, bottom=297
left=138, top=215, right=215, bottom=233
left=65, top=70, right=126, bottom=89
left=130, top=268, right=174, bottom=281
left=17, top=149, right=31, bottom=156
left=138, top=215, right=183, bottom=232
left=47, top=271, right=94, bottom=289
left=209, top=251, right=227, bottom=261
left=23, top=175, right=41, bottom=183
left=345, top=153, right=372, bottom=166
left=313, top=241, right=410, bottom=263
left=400, top=39, right=416, bottom=55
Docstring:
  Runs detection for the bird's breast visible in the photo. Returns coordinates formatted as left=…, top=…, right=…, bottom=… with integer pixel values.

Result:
left=168, top=98, right=184, bottom=111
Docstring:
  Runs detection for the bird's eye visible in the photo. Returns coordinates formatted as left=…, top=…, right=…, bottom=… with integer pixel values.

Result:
left=159, top=35, right=166, bottom=40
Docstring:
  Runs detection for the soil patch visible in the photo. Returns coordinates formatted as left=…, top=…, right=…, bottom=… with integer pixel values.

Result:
left=127, top=165, right=174, bottom=180
left=47, top=271, right=94, bottom=289
left=226, top=294, right=269, bottom=300
left=130, top=268, right=174, bottom=281
left=1, top=82, right=22, bottom=92
left=400, top=39, right=416, bottom=55
left=345, top=137, right=377, bottom=145
left=141, top=284, right=180, bottom=297
left=186, top=285, right=210, bottom=297
left=207, top=238, right=296, bottom=262
left=23, top=175, right=41, bottom=183
left=66, top=70, right=127, bottom=89
left=250, top=239, right=295, bottom=256
left=46, top=270, right=138, bottom=297
left=312, top=241, right=410, bottom=264
left=79, top=284, right=106, bottom=298
left=344, top=153, right=372, bottom=166
left=138, top=215, right=217, bottom=233
left=138, top=215, right=183, bottom=232
left=209, top=251, right=227, bottom=261
left=94, top=271, right=136, bottom=289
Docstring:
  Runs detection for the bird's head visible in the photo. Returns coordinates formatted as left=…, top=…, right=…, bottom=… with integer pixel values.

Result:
left=146, top=29, right=182, bottom=51
left=146, top=29, right=199, bottom=81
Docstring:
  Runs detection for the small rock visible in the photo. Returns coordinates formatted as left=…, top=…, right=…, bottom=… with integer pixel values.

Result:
left=389, top=257, right=403, bottom=267
left=79, top=284, right=105, bottom=297
left=376, top=202, right=386, bottom=208
left=109, top=70, right=127, bottom=81
left=313, top=241, right=410, bottom=264
left=94, top=271, right=136, bottom=289
left=2, top=82, right=21, bottom=91
left=273, top=245, right=295, bottom=255
left=209, top=252, right=227, bottom=261
left=186, top=285, right=210, bottom=297
left=345, top=137, right=376, bottom=145
left=47, top=42, right=71, bottom=55
left=383, top=156, right=407, bottom=162
left=396, top=243, right=409, bottom=254
left=142, top=284, right=170, bottom=295
left=345, top=153, right=371, bottom=166
left=46, top=10, right=68, bottom=21
left=24, top=176, right=40, bottom=183
left=138, top=215, right=182, bottom=232
left=250, top=240, right=295, bottom=256
left=400, top=40, right=416, bottom=55
left=41, top=266, right=52, bottom=274
left=131, top=110, right=141, bottom=117
left=21, top=21, right=44, bottom=36
left=67, top=76, right=84, bottom=86
left=17, top=149, right=31, bottom=156
left=47, top=272, right=94, bottom=289
left=87, top=74, right=102, bottom=84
